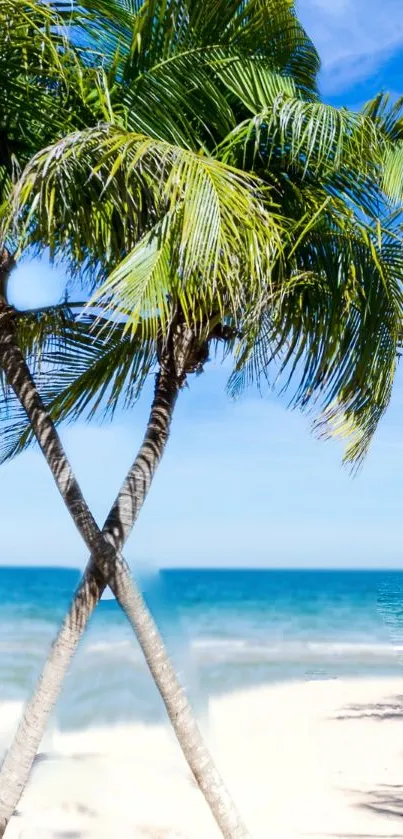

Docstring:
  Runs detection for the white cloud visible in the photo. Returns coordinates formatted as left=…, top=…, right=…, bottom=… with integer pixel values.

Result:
left=297, top=0, right=403, bottom=92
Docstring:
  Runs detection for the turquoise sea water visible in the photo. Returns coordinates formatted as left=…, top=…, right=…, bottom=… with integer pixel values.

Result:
left=1, top=567, right=403, bottom=731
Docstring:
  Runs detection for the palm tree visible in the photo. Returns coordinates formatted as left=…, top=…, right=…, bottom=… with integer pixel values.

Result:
left=1, top=156, right=283, bottom=839
left=1, top=0, right=403, bottom=834
left=0, top=2, right=273, bottom=836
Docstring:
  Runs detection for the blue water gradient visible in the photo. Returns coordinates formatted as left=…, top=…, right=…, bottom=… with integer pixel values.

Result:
left=1, top=568, right=403, bottom=730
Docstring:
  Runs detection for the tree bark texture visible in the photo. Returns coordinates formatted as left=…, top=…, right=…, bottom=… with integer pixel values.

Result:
left=0, top=294, right=250, bottom=839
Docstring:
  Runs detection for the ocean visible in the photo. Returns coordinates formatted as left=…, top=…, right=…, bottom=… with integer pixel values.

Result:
left=3, top=567, right=403, bottom=837
left=1, top=567, right=403, bottom=732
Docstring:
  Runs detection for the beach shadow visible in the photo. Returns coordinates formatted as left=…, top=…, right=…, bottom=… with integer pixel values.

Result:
left=358, top=785, right=403, bottom=819
left=333, top=695, right=403, bottom=721
left=53, top=833, right=83, bottom=839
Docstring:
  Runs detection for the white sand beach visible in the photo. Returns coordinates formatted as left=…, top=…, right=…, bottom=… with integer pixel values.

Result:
left=3, top=676, right=403, bottom=838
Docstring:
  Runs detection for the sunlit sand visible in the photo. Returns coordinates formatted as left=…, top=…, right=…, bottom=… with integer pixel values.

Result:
left=4, top=677, right=403, bottom=838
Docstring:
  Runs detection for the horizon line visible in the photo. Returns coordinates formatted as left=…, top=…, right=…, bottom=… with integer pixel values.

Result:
left=0, top=564, right=402, bottom=573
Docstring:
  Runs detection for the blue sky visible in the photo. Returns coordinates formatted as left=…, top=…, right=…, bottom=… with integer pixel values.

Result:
left=2, top=0, right=403, bottom=569
left=298, top=0, right=403, bottom=105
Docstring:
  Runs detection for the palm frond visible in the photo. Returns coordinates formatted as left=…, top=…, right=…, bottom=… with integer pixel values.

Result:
left=0, top=0, right=94, bottom=216
left=0, top=312, right=157, bottom=463
left=229, top=216, right=403, bottom=466
left=182, top=0, right=320, bottom=95
left=8, top=125, right=285, bottom=334
left=214, top=58, right=297, bottom=115
left=383, top=141, right=403, bottom=203
left=220, top=92, right=383, bottom=179
left=62, top=0, right=320, bottom=95
left=363, top=92, right=403, bottom=143
left=121, top=47, right=237, bottom=147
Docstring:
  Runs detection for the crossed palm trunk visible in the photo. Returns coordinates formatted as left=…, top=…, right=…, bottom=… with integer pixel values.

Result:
left=0, top=259, right=250, bottom=838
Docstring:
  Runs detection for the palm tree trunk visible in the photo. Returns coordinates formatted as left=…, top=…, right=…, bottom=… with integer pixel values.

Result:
left=0, top=335, right=180, bottom=831
left=0, top=288, right=250, bottom=839
left=114, top=573, right=250, bottom=839
left=0, top=297, right=111, bottom=562
left=104, top=375, right=250, bottom=839
left=0, top=565, right=105, bottom=835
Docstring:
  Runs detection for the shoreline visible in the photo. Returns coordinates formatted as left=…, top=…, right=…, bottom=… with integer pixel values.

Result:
left=4, top=675, right=403, bottom=837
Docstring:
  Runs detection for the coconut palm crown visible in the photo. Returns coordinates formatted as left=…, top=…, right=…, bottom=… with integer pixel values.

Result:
left=2, top=0, right=403, bottom=467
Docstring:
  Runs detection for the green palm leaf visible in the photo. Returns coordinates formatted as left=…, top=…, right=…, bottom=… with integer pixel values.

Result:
left=64, top=0, right=319, bottom=95
left=8, top=126, right=285, bottom=333
left=383, top=141, right=403, bottom=203
left=229, top=215, right=403, bottom=465
left=0, top=311, right=156, bottom=463
left=221, top=92, right=382, bottom=178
